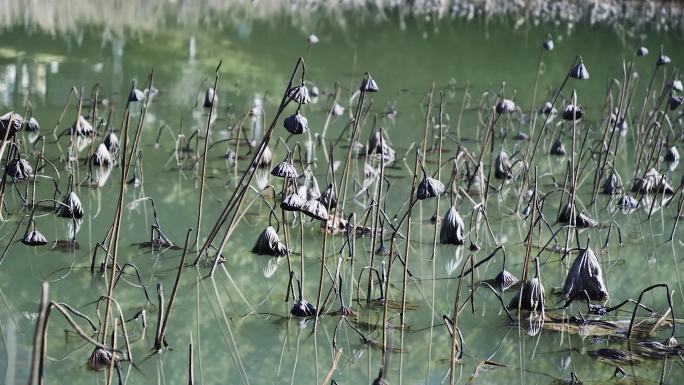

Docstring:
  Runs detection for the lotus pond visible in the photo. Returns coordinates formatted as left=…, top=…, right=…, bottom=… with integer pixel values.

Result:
left=1, top=4, right=684, bottom=385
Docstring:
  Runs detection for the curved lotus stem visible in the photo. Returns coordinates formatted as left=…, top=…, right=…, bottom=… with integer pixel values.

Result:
left=284, top=271, right=296, bottom=302
left=276, top=136, right=293, bottom=153
left=377, top=207, right=400, bottom=235
left=251, top=185, right=280, bottom=233
left=91, top=242, right=110, bottom=273
left=184, top=128, right=200, bottom=155
left=291, top=270, right=304, bottom=301
left=50, top=87, right=78, bottom=140
left=357, top=200, right=377, bottom=233
left=0, top=139, right=21, bottom=155
left=441, top=315, right=465, bottom=359
left=127, top=151, right=142, bottom=185
left=22, top=204, right=41, bottom=237
left=459, top=245, right=505, bottom=278
left=356, top=266, right=384, bottom=302
left=0, top=215, right=27, bottom=266
left=113, top=263, right=152, bottom=305
left=127, top=196, right=162, bottom=230
left=49, top=302, right=118, bottom=351
left=55, top=302, right=99, bottom=331
left=626, top=283, right=676, bottom=340
left=552, top=289, right=593, bottom=312
left=604, top=298, right=656, bottom=314
left=11, top=179, right=28, bottom=205
left=603, top=220, right=623, bottom=248
left=34, top=156, right=62, bottom=186
left=93, top=295, right=134, bottom=361
left=534, top=224, right=573, bottom=261
left=480, top=282, right=516, bottom=323
left=341, top=316, right=373, bottom=346
left=153, top=123, right=174, bottom=148
left=126, top=196, right=172, bottom=249
left=30, top=133, right=45, bottom=149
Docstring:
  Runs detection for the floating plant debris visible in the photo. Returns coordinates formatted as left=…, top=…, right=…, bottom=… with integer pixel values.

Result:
left=70, top=116, right=94, bottom=136
left=495, top=99, right=516, bottom=114
left=92, top=143, right=112, bottom=167
left=0, top=111, right=23, bottom=136
left=590, top=348, right=642, bottom=366
left=57, top=191, right=84, bottom=219
left=617, top=194, right=638, bottom=210
left=657, top=53, right=671, bottom=66
left=509, top=276, right=544, bottom=311
left=25, top=116, right=40, bottom=132
left=494, top=149, right=512, bottom=179
left=360, top=74, right=379, bottom=92
left=281, top=193, right=304, bottom=211
left=283, top=112, right=309, bottom=134
left=669, top=95, right=683, bottom=110
left=203, top=87, right=216, bottom=108
left=575, top=212, right=598, bottom=228
left=252, top=226, right=287, bottom=256
left=602, top=172, right=620, bottom=195
left=493, top=270, right=518, bottom=290
left=367, top=130, right=396, bottom=163
left=1, top=11, right=683, bottom=385
left=128, top=81, right=145, bottom=102
left=569, top=57, right=590, bottom=80
left=318, top=183, right=337, bottom=209
left=104, top=132, right=119, bottom=155
left=665, top=146, right=679, bottom=163
left=22, top=228, right=48, bottom=246
left=271, top=154, right=298, bottom=179
left=290, top=298, right=317, bottom=317
left=632, top=168, right=674, bottom=194
left=557, top=203, right=597, bottom=228
left=87, top=348, right=115, bottom=372
left=416, top=175, right=444, bottom=200
left=550, top=138, right=566, bottom=156
left=288, top=85, right=311, bottom=104
left=300, top=199, right=328, bottom=220
left=6, top=157, right=33, bottom=181
left=562, top=104, right=583, bottom=121
left=539, top=101, right=556, bottom=116
left=562, top=246, right=609, bottom=301
left=439, top=206, right=465, bottom=245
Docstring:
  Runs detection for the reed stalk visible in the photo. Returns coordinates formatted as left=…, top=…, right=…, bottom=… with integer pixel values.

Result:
left=195, top=62, right=222, bottom=251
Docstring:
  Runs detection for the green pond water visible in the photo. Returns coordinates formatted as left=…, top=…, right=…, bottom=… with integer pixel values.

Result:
left=1, top=12, right=684, bottom=385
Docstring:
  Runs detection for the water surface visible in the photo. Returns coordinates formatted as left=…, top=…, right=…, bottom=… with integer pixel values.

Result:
left=1, top=10, right=684, bottom=385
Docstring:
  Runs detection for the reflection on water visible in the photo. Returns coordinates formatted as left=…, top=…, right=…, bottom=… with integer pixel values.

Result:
left=0, top=4, right=683, bottom=385
left=1, top=0, right=683, bottom=35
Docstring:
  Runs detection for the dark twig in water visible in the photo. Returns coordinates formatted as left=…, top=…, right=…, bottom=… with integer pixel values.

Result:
left=156, top=228, right=193, bottom=350
left=626, top=284, right=676, bottom=341
left=197, top=58, right=305, bottom=272
left=195, top=61, right=222, bottom=251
